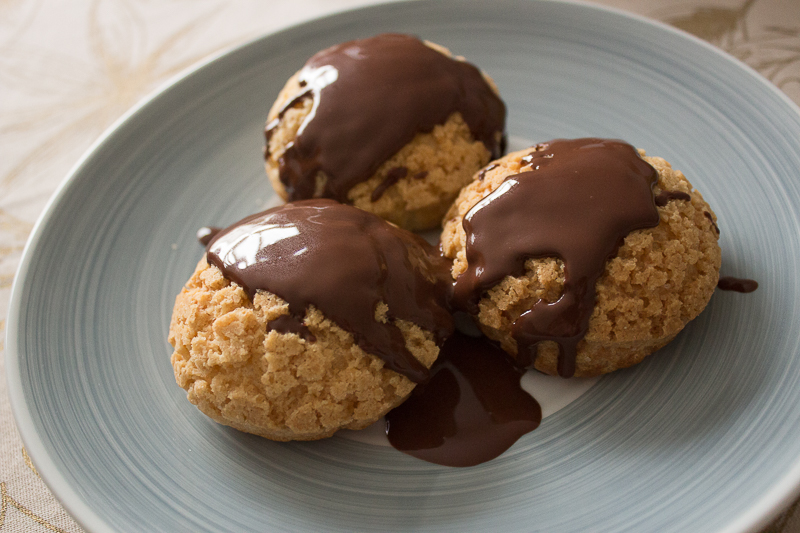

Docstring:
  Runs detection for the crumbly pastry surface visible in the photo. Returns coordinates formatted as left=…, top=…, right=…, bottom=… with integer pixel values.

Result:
left=441, top=148, right=722, bottom=377
left=168, top=260, right=438, bottom=441
left=264, top=42, right=498, bottom=231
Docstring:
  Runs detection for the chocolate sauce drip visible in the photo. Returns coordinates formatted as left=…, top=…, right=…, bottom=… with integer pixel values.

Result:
left=718, top=276, right=758, bottom=293
left=386, top=332, right=541, bottom=467
left=267, top=314, right=316, bottom=342
left=266, top=33, right=506, bottom=202
left=453, top=139, right=660, bottom=378
left=654, top=190, right=691, bottom=207
left=206, top=200, right=454, bottom=382
left=704, top=211, right=720, bottom=234
left=265, top=93, right=313, bottom=159
left=197, top=226, right=221, bottom=247
left=478, top=163, right=498, bottom=181
left=412, top=171, right=428, bottom=180
left=371, top=166, right=408, bottom=202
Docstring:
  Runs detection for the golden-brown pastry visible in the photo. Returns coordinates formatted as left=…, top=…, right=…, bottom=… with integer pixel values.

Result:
left=169, top=200, right=453, bottom=440
left=441, top=139, right=721, bottom=377
left=264, top=33, right=506, bottom=231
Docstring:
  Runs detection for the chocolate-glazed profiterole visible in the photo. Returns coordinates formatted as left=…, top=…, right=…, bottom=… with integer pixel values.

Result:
left=169, top=200, right=454, bottom=441
left=206, top=199, right=453, bottom=382
left=441, top=139, right=722, bottom=377
left=265, top=33, right=506, bottom=231
left=453, top=139, right=660, bottom=377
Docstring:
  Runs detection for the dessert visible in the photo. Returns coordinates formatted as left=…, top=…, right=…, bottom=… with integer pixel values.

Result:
left=173, top=30, right=733, bottom=463
left=168, top=200, right=454, bottom=441
left=264, top=33, right=506, bottom=231
left=441, top=138, right=722, bottom=378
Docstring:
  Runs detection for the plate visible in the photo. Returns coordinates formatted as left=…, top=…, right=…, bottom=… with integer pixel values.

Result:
left=7, top=0, right=800, bottom=531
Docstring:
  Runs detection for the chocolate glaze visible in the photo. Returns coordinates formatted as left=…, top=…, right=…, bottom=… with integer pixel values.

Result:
left=718, top=276, right=758, bottom=293
left=371, top=166, right=408, bottom=202
left=267, top=314, right=316, bottom=342
left=197, top=226, right=221, bottom=247
left=412, top=171, right=428, bottom=181
left=453, top=139, right=660, bottom=378
left=704, top=211, right=720, bottom=234
left=386, top=332, right=541, bottom=467
left=655, top=190, right=691, bottom=207
left=266, top=33, right=506, bottom=202
left=478, top=163, right=498, bottom=181
left=206, top=199, right=453, bottom=382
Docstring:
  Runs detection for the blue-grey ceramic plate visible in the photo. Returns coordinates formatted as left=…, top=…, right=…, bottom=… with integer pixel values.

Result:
left=7, top=0, right=800, bottom=531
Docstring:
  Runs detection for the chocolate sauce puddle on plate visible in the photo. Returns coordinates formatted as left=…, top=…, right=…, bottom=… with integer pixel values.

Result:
left=718, top=276, right=759, bottom=293
left=386, top=332, right=541, bottom=467
left=453, top=138, right=660, bottom=378
left=266, top=33, right=506, bottom=201
left=205, top=199, right=453, bottom=382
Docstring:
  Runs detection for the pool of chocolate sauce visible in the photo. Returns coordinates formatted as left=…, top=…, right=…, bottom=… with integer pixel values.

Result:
left=717, top=276, right=758, bottom=293
left=386, top=332, right=541, bottom=467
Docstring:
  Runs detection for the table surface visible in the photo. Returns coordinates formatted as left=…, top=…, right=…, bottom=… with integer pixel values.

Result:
left=1, top=0, right=799, bottom=531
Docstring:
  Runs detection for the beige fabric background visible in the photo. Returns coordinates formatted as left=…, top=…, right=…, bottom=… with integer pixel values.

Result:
left=1, top=0, right=799, bottom=531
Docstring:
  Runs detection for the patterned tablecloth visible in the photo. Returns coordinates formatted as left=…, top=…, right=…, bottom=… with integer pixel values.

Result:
left=1, top=0, right=799, bottom=531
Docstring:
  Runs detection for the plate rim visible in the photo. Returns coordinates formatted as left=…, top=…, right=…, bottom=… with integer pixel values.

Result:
left=5, top=0, right=800, bottom=532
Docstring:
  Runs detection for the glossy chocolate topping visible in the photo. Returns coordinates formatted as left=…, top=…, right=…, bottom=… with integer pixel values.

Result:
left=453, top=138, right=660, bottom=377
left=478, top=163, right=498, bottom=181
left=386, top=332, right=541, bottom=467
left=267, top=314, right=316, bottom=342
left=206, top=199, right=454, bottom=382
left=704, top=211, right=720, bottom=234
left=718, top=276, right=758, bottom=293
left=654, top=190, right=691, bottom=207
left=197, top=226, right=221, bottom=247
left=371, top=166, right=408, bottom=202
left=266, top=33, right=506, bottom=201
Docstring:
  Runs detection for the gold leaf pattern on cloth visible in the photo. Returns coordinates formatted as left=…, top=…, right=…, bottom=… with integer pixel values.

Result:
left=0, top=483, right=70, bottom=533
left=0, top=1, right=799, bottom=532
left=0, top=0, right=230, bottom=188
left=21, top=449, right=39, bottom=479
left=656, top=0, right=800, bottom=100
left=663, top=0, right=756, bottom=44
